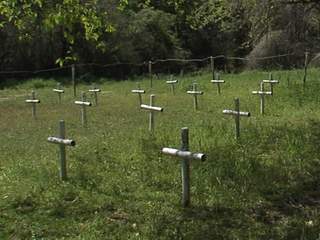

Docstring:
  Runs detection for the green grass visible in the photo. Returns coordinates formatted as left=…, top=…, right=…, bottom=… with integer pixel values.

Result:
left=0, top=69, right=320, bottom=239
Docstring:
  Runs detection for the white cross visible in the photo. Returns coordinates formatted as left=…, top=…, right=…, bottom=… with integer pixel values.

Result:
left=161, top=127, right=206, bottom=207
left=223, top=98, right=250, bottom=139
left=75, top=92, right=92, bottom=127
left=131, top=83, right=145, bottom=105
left=88, top=85, right=101, bottom=106
left=47, top=120, right=75, bottom=181
left=140, top=94, right=163, bottom=132
left=25, top=90, right=40, bottom=119
left=187, top=83, right=203, bottom=110
left=166, top=75, right=178, bottom=95
left=53, top=83, right=64, bottom=103
left=252, top=82, right=272, bottom=114
left=210, top=72, right=225, bottom=94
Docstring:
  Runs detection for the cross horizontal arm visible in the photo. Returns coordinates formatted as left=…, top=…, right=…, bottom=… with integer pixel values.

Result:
left=162, top=147, right=206, bottom=161
left=252, top=91, right=272, bottom=95
left=262, top=80, right=279, bottom=84
left=132, top=90, right=145, bottom=94
left=211, top=80, right=225, bottom=83
left=47, top=137, right=76, bottom=146
left=74, top=101, right=92, bottom=106
left=53, top=89, right=64, bottom=93
left=187, top=91, right=204, bottom=95
left=140, top=104, right=163, bottom=112
left=223, top=109, right=250, bottom=117
left=25, top=99, right=40, bottom=103
left=166, top=80, right=178, bottom=84
left=88, top=89, right=101, bottom=92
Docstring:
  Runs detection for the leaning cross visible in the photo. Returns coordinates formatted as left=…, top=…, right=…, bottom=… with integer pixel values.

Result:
left=25, top=90, right=40, bottom=119
left=252, top=82, right=272, bottom=115
left=140, top=94, right=163, bottom=132
left=88, top=84, right=101, bottom=106
left=210, top=72, right=225, bottom=94
left=223, top=98, right=250, bottom=139
left=131, top=83, right=145, bottom=105
left=47, top=120, right=75, bottom=181
left=53, top=83, right=64, bottom=104
left=74, top=92, right=92, bottom=127
left=161, top=127, right=206, bottom=207
left=187, top=82, right=204, bottom=110
left=166, top=76, right=178, bottom=95
left=262, top=73, right=279, bottom=94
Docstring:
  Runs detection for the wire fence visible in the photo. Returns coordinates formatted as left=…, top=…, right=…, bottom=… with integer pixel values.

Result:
left=0, top=52, right=315, bottom=81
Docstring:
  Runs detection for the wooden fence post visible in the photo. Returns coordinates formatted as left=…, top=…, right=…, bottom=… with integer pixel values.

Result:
left=149, top=61, right=152, bottom=88
left=303, top=51, right=309, bottom=88
left=72, top=64, right=76, bottom=97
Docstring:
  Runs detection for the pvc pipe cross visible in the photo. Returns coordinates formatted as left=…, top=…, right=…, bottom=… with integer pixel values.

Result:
left=25, top=90, right=40, bottom=119
left=223, top=98, right=250, bottom=139
left=74, top=92, right=92, bottom=127
left=187, top=83, right=204, bottom=110
left=161, top=127, right=206, bottom=207
left=140, top=94, right=163, bottom=132
left=47, top=120, right=75, bottom=181
left=166, top=76, right=178, bottom=95
left=252, top=82, right=272, bottom=114
left=53, top=83, right=64, bottom=104
left=88, top=85, right=101, bottom=106
left=210, top=72, right=225, bottom=94
left=131, top=83, right=145, bottom=105
left=262, top=73, right=279, bottom=94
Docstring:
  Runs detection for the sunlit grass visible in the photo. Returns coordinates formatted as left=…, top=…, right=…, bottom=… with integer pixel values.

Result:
left=0, top=68, right=320, bottom=239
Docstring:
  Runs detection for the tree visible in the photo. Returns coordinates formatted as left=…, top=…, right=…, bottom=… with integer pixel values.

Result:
left=0, top=0, right=127, bottom=66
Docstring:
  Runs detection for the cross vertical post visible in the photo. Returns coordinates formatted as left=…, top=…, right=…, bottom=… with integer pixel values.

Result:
left=82, top=92, right=87, bottom=126
left=216, top=73, right=221, bottom=94
left=138, top=83, right=142, bottom=104
left=171, top=81, right=175, bottom=95
left=235, top=98, right=240, bottom=139
left=149, top=94, right=155, bottom=132
left=210, top=56, right=215, bottom=80
left=269, top=73, right=273, bottom=81
left=181, top=127, right=190, bottom=207
left=149, top=61, right=152, bottom=88
left=72, top=64, right=76, bottom=97
left=193, top=83, right=198, bottom=110
left=59, top=120, right=67, bottom=180
left=260, top=82, right=265, bottom=115
left=58, top=83, right=62, bottom=104
left=31, top=90, right=36, bottom=118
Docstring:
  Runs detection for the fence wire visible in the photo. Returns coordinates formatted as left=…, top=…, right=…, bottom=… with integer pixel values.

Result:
left=0, top=52, right=310, bottom=78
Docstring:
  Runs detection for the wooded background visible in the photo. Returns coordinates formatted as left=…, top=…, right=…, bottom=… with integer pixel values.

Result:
left=0, top=0, right=319, bottom=77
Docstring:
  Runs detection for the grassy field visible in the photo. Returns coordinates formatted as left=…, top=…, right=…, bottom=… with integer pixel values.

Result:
left=0, top=69, right=320, bottom=239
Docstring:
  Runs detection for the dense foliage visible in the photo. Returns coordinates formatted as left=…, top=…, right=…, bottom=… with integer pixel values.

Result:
left=0, top=0, right=320, bottom=72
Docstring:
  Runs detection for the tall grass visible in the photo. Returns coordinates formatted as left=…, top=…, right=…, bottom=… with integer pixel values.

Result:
left=0, top=68, right=319, bottom=239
